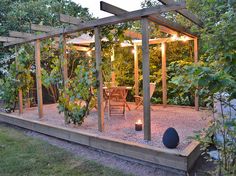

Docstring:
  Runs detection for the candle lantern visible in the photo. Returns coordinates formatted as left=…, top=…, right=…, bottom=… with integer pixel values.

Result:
left=135, top=120, right=142, bottom=131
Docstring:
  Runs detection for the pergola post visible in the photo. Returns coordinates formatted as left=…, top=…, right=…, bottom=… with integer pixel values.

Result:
left=15, top=46, right=23, bottom=114
left=35, top=39, right=43, bottom=118
left=161, top=42, right=167, bottom=107
left=194, top=38, right=199, bottom=111
left=61, top=35, right=69, bottom=100
left=134, top=44, right=139, bottom=100
left=95, top=27, right=104, bottom=132
left=111, top=47, right=115, bottom=86
left=141, top=17, right=151, bottom=141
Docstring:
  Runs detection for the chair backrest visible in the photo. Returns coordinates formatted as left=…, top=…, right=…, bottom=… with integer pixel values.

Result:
left=150, top=83, right=156, bottom=98
left=109, top=87, right=126, bottom=102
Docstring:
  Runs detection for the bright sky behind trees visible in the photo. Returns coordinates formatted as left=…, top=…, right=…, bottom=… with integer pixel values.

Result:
left=72, top=0, right=142, bottom=17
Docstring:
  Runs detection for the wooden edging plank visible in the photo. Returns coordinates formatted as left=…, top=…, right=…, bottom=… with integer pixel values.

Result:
left=0, top=112, right=201, bottom=171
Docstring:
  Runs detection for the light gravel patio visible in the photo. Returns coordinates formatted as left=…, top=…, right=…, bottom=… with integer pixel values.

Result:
left=12, top=103, right=212, bottom=151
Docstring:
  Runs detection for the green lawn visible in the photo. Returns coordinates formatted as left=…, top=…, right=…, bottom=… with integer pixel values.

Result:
left=0, top=123, right=131, bottom=176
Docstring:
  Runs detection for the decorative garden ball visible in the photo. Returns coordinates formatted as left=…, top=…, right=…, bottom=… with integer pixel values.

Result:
left=162, top=127, right=179, bottom=149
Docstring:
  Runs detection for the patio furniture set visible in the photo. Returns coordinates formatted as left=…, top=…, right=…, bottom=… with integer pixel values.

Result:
left=103, top=83, right=156, bottom=119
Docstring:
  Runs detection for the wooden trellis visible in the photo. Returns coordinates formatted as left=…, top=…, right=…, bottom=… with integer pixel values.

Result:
left=0, top=0, right=202, bottom=140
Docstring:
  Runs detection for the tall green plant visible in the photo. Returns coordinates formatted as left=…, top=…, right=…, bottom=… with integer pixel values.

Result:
left=0, top=46, right=34, bottom=112
left=58, top=58, right=97, bottom=125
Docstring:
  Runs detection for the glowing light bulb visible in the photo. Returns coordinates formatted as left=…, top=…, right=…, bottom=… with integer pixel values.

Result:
left=171, top=34, right=178, bottom=41
left=86, top=51, right=92, bottom=57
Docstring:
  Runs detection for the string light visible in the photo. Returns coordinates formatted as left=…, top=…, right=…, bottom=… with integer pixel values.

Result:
left=171, top=34, right=178, bottom=41
left=86, top=51, right=92, bottom=57
left=132, top=49, right=135, bottom=54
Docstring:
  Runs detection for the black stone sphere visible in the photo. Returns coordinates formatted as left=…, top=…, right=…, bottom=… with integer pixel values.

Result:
left=162, top=127, right=179, bottom=149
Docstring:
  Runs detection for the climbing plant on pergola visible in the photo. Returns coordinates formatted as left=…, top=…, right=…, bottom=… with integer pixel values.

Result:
left=0, top=1, right=202, bottom=141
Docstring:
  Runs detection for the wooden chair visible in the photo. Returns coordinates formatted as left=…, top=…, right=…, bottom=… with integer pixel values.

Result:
left=134, top=83, right=156, bottom=110
left=108, top=87, right=128, bottom=119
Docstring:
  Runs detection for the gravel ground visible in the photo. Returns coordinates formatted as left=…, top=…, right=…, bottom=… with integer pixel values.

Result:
left=12, top=103, right=212, bottom=152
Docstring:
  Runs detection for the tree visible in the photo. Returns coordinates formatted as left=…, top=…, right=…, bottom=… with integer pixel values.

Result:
left=0, top=0, right=93, bottom=111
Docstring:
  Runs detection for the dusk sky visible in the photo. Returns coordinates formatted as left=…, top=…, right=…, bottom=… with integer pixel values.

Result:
left=72, top=0, right=143, bottom=18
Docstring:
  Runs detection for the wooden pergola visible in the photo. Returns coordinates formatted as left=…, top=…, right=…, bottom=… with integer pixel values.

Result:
left=0, top=1, right=202, bottom=141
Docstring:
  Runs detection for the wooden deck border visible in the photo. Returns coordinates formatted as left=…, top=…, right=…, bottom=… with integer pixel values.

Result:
left=0, top=112, right=201, bottom=172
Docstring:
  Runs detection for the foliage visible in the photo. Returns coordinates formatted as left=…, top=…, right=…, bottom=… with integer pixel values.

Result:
left=58, top=57, right=97, bottom=125
left=168, top=60, right=194, bottom=105
left=174, top=0, right=236, bottom=174
left=195, top=94, right=236, bottom=175
left=0, top=0, right=93, bottom=110
left=41, top=40, right=62, bottom=103
left=142, top=0, right=236, bottom=174
left=0, top=46, right=34, bottom=112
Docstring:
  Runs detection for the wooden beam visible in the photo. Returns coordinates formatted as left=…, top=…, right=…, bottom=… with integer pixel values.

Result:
left=161, top=42, right=167, bottom=107
left=134, top=44, right=139, bottom=98
left=194, top=38, right=199, bottom=111
left=159, top=26, right=177, bottom=35
left=135, top=38, right=170, bottom=46
left=59, top=14, right=82, bottom=25
left=141, top=18, right=151, bottom=141
left=124, top=30, right=142, bottom=40
left=35, top=40, right=43, bottom=118
left=31, top=24, right=77, bottom=38
left=62, top=35, right=68, bottom=89
left=111, top=47, right=116, bottom=86
left=9, top=31, right=35, bottom=38
left=5, top=3, right=185, bottom=47
left=30, top=24, right=59, bottom=41
left=158, top=0, right=203, bottom=27
left=18, top=89, right=23, bottom=114
left=100, top=1, right=197, bottom=38
left=60, top=35, right=69, bottom=121
left=95, top=27, right=104, bottom=132
left=31, top=24, right=57, bottom=32
left=120, top=37, right=192, bottom=47
left=0, top=36, right=23, bottom=42
left=15, top=46, right=23, bottom=114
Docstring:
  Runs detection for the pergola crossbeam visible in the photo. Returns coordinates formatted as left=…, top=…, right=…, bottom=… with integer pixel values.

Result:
left=158, top=0, right=203, bottom=27
left=9, top=31, right=36, bottom=38
left=0, top=36, right=24, bottom=42
left=31, top=24, right=58, bottom=32
left=30, top=24, right=77, bottom=37
left=59, top=14, right=82, bottom=25
left=100, top=1, right=197, bottom=38
left=4, top=3, right=185, bottom=47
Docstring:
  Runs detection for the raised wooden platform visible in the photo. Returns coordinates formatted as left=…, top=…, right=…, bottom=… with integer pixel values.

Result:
left=0, top=112, right=201, bottom=172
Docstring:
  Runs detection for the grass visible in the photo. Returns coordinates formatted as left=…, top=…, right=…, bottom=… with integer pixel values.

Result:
left=0, top=123, right=131, bottom=176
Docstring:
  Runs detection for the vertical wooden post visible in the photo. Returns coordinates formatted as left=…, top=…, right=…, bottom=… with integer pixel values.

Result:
left=18, top=89, right=23, bottom=114
left=111, top=47, right=115, bottom=86
left=15, top=46, right=23, bottom=114
left=35, top=39, right=43, bottom=118
left=194, top=38, right=199, bottom=111
left=141, top=17, right=151, bottom=141
left=61, top=35, right=68, bottom=98
left=95, top=27, right=104, bottom=132
left=161, top=42, right=167, bottom=107
left=134, top=44, right=139, bottom=99
left=60, top=35, right=69, bottom=120
left=62, top=35, right=68, bottom=90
